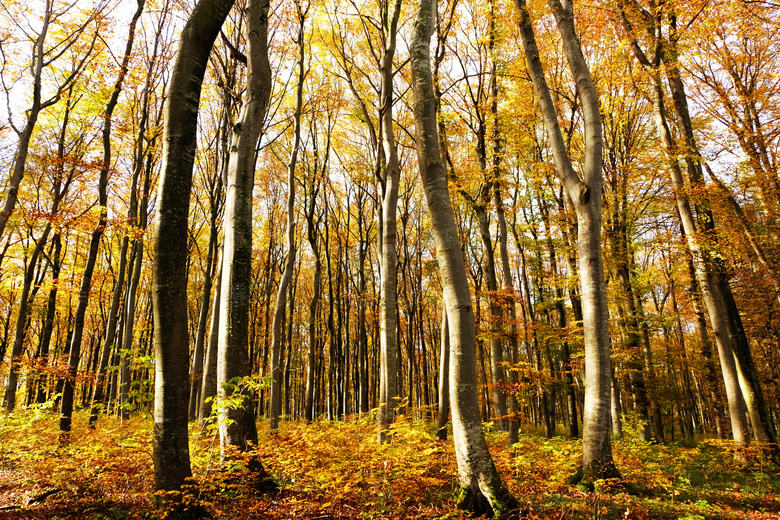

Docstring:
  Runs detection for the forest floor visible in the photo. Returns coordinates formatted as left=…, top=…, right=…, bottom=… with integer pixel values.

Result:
left=0, top=409, right=778, bottom=519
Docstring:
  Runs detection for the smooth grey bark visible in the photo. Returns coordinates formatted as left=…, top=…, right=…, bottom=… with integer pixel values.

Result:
left=453, top=0, right=508, bottom=432
left=218, top=0, right=272, bottom=452
left=411, top=0, right=517, bottom=515
left=682, top=253, right=727, bottom=439
left=119, top=168, right=151, bottom=423
left=488, top=0, right=511, bottom=434
left=375, top=0, right=403, bottom=444
left=269, top=6, right=305, bottom=432
left=474, top=205, right=507, bottom=431
left=516, top=0, right=618, bottom=481
left=611, top=371, right=624, bottom=438
left=152, top=0, right=235, bottom=493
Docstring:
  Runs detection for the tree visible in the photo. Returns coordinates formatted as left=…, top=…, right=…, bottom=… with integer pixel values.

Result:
left=218, top=0, right=272, bottom=453
left=269, top=0, right=306, bottom=432
left=0, top=0, right=103, bottom=239
left=373, top=0, right=404, bottom=444
left=59, top=0, right=144, bottom=434
left=151, top=0, right=236, bottom=494
left=410, top=0, right=518, bottom=514
left=515, top=0, right=619, bottom=482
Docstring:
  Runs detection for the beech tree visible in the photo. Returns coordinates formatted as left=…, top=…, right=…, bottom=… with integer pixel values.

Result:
left=217, top=0, right=272, bottom=453
left=151, top=0, right=236, bottom=493
left=269, top=0, right=306, bottom=432
left=0, top=0, right=102, bottom=239
left=516, top=0, right=619, bottom=481
left=410, top=0, right=517, bottom=514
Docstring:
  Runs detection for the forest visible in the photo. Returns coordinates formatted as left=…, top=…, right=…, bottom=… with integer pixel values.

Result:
left=0, top=0, right=779, bottom=518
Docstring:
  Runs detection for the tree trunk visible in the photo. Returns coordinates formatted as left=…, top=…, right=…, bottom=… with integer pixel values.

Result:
left=218, top=0, right=271, bottom=453
left=305, top=189, right=322, bottom=423
left=516, top=0, right=618, bottom=481
left=151, top=0, right=235, bottom=493
left=436, top=302, right=450, bottom=440
left=376, top=0, right=403, bottom=444
left=269, top=7, right=304, bottom=431
left=411, top=1, right=518, bottom=514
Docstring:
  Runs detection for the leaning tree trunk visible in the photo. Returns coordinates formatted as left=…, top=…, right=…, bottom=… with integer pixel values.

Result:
left=218, top=0, right=272, bottom=453
left=516, top=0, right=618, bottom=482
left=411, top=1, right=518, bottom=515
left=151, top=0, right=236, bottom=493
left=60, top=1, right=143, bottom=433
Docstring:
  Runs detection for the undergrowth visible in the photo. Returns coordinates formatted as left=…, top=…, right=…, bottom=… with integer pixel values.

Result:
left=0, top=409, right=778, bottom=519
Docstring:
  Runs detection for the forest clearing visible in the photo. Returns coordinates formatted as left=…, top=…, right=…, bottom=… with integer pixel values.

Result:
left=0, top=411, right=778, bottom=519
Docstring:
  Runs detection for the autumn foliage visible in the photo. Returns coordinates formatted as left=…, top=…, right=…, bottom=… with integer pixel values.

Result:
left=0, top=410, right=777, bottom=519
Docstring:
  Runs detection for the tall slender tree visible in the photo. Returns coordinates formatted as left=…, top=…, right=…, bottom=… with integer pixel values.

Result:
left=269, top=1, right=306, bottom=432
left=151, top=0, right=236, bottom=493
left=217, top=0, right=272, bottom=453
left=515, top=0, right=619, bottom=481
left=411, top=0, right=518, bottom=514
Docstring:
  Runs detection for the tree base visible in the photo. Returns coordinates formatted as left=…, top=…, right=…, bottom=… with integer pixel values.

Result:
left=569, top=462, right=627, bottom=493
left=456, top=477, right=524, bottom=518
